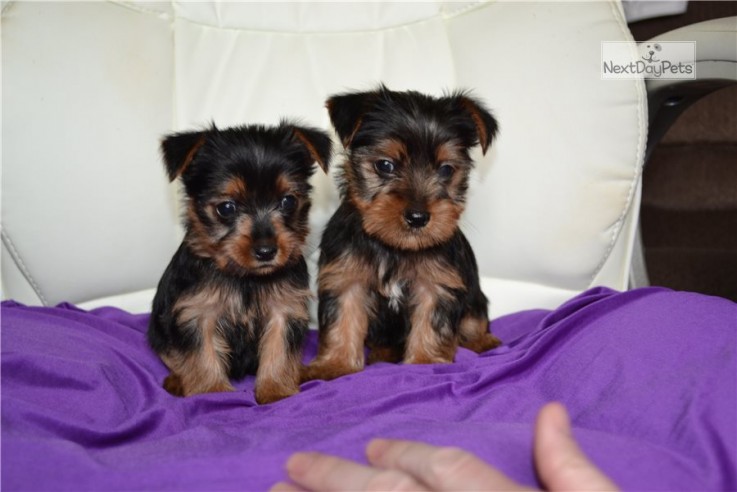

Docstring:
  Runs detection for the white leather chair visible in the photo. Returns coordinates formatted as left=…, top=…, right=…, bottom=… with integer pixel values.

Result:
left=1, top=1, right=651, bottom=319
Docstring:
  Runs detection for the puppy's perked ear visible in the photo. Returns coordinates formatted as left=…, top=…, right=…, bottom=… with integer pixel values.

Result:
left=291, top=125, right=333, bottom=174
left=452, top=93, right=499, bottom=155
left=160, top=130, right=207, bottom=182
left=325, top=90, right=378, bottom=148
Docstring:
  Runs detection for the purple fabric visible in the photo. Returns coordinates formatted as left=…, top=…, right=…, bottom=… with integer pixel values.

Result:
left=2, top=287, right=735, bottom=491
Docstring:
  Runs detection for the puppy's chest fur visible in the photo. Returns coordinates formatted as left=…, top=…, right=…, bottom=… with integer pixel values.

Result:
left=319, top=203, right=468, bottom=312
left=177, top=275, right=308, bottom=378
left=152, top=246, right=310, bottom=379
left=174, top=271, right=309, bottom=338
left=373, top=255, right=464, bottom=313
left=173, top=281, right=257, bottom=340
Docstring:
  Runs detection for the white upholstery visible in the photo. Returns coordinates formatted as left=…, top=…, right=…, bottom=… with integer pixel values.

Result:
left=1, top=1, right=646, bottom=319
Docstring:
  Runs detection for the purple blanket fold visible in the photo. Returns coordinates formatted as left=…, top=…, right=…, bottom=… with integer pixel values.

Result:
left=2, top=287, right=735, bottom=491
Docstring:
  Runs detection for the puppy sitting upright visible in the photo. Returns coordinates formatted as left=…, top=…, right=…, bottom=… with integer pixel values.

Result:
left=148, top=121, right=330, bottom=403
left=303, top=86, right=501, bottom=382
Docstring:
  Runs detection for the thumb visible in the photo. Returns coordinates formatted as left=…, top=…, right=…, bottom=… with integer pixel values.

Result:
left=534, top=402, right=619, bottom=491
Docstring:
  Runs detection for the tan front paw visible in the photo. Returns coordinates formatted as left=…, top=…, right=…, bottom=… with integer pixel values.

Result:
left=163, top=373, right=234, bottom=397
left=163, top=374, right=185, bottom=396
left=403, top=353, right=455, bottom=365
left=255, top=379, right=299, bottom=405
left=300, top=359, right=362, bottom=382
left=461, top=332, right=502, bottom=353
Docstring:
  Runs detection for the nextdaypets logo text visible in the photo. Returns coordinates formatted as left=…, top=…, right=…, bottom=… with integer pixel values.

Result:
left=601, top=41, right=695, bottom=80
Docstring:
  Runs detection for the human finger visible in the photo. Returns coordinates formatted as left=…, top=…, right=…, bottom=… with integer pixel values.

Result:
left=534, top=402, right=619, bottom=491
left=283, top=451, right=426, bottom=492
left=270, top=481, right=306, bottom=492
left=367, top=438, right=530, bottom=491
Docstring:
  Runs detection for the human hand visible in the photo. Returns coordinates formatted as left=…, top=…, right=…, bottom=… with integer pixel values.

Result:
left=271, top=402, right=618, bottom=491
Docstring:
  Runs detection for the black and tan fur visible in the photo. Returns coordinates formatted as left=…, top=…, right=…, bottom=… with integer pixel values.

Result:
left=148, top=121, right=330, bottom=403
left=303, top=86, right=501, bottom=381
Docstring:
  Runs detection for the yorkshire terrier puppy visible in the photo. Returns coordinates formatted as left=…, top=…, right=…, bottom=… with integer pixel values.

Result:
left=303, top=86, right=501, bottom=382
left=148, top=121, right=331, bottom=403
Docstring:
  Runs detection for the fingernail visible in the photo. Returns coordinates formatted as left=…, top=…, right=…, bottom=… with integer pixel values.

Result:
left=270, top=482, right=293, bottom=492
left=543, top=401, right=572, bottom=436
left=286, top=452, right=314, bottom=478
left=553, top=404, right=572, bottom=435
left=366, top=438, right=391, bottom=461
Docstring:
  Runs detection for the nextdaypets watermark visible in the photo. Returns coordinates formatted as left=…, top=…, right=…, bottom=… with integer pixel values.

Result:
left=601, top=41, right=695, bottom=80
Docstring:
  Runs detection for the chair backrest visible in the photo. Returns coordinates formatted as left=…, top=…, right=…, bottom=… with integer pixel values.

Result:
left=1, top=1, right=645, bottom=318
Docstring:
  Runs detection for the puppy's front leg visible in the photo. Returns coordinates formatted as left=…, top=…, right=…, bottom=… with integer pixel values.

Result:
left=255, top=313, right=306, bottom=404
left=457, top=253, right=501, bottom=353
left=404, top=283, right=459, bottom=365
left=459, top=315, right=501, bottom=353
left=302, top=285, right=372, bottom=381
left=160, top=321, right=234, bottom=397
left=161, top=362, right=234, bottom=396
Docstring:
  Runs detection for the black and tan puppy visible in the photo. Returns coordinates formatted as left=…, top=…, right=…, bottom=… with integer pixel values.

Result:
left=148, top=121, right=330, bottom=403
left=303, top=86, right=501, bottom=382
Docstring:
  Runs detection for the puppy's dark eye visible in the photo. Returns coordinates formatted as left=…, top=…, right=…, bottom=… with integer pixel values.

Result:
left=279, top=195, right=297, bottom=212
left=215, top=201, right=237, bottom=219
left=438, top=164, right=455, bottom=179
left=374, top=159, right=396, bottom=175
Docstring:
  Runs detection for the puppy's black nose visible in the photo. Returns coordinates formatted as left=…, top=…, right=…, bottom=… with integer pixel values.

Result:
left=253, top=244, right=277, bottom=262
left=404, top=209, right=430, bottom=229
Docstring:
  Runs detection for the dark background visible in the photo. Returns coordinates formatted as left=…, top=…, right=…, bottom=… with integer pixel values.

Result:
left=629, top=1, right=737, bottom=302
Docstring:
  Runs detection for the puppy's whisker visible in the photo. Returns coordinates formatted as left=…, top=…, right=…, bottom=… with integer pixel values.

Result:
left=459, top=217, right=481, bottom=235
